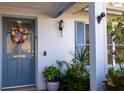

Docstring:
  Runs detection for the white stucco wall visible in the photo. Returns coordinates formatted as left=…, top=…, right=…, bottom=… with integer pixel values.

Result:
left=37, top=15, right=75, bottom=89
left=36, top=14, right=90, bottom=89
left=36, top=14, right=89, bottom=89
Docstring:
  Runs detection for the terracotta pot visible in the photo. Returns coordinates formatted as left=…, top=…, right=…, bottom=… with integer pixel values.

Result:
left=47, top=81, right=60, bottom=91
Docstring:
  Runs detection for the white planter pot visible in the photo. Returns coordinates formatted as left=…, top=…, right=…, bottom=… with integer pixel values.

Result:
left=47, top=81, right=60, bottom=91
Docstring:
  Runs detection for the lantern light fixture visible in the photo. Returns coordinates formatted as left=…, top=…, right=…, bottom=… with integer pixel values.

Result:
left=59, top=19, right=64, bottom=37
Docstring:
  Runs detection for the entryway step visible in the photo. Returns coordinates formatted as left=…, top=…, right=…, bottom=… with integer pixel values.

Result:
left=2, top=86, right=37, bottom=91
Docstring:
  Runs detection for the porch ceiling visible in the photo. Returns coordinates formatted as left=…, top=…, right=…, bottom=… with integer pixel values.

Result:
left=0, top=2, right=122, bottom=17
left=65, top=2, right=123, bottom=16
left=0, top=2, right=64, bottom=15
left=0, top=2, right=87, bottom=16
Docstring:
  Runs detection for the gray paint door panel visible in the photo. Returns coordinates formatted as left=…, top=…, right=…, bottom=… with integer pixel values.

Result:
left=2, top=17, right=35, bottom=87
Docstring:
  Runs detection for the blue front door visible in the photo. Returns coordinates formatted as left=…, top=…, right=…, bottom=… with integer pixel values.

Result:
left=2, top=17, right=35, bottom=87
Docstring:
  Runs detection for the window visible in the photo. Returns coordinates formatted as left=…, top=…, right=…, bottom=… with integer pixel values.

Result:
left=75, top=21, right=89, bottom=65
left=107, top=30, right=124, bottom=65
left=75, top=20, right=123, bottom=65
left=75, top=21, right=116, bottom=65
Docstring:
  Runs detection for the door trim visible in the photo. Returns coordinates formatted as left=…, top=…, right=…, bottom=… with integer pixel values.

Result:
left=1, top=15, right=38, bottom=89
left=0, top=15, right=3, bottom=90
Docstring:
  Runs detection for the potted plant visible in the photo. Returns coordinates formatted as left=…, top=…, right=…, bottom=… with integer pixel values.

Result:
left=43, top=65, right=60, bottom=91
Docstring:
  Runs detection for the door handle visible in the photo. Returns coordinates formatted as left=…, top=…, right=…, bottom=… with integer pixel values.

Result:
left=13, top=55, right=26, bottom=58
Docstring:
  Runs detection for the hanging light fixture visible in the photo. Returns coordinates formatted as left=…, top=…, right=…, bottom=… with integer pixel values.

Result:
left=59, top=19, right=64, bottom=37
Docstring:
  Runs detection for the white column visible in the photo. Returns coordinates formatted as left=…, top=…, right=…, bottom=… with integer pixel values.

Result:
left=89, top=2, right=107, bottom=90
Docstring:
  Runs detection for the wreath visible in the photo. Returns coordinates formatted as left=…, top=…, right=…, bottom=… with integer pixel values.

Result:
left=10, top=25, right=28, bottom=44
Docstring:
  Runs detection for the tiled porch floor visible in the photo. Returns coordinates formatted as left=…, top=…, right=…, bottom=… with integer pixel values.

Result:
left=2, top=86, right=37, bottom=91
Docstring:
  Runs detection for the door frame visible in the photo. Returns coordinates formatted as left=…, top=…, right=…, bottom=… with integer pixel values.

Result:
left=1, top=15, right=38, bottom=89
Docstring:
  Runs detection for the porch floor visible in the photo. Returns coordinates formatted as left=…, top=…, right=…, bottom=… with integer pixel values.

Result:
left=2, top=86, right=38, bottom=91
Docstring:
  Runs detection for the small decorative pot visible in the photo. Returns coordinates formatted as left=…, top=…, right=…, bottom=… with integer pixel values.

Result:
left=47, top=81, right=60, bottom=91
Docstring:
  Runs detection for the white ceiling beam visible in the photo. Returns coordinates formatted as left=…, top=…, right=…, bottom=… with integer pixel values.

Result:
left=50, top=2, right=75, bottom=18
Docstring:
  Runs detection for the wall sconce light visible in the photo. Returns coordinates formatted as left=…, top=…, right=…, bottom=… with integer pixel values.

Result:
left=97, top=12, right=105, bottom=24
left=59, top=19, right=64, bottom=37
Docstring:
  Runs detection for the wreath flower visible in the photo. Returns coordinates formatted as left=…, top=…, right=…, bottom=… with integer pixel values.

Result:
left=10, top=25, right=28, bottom=44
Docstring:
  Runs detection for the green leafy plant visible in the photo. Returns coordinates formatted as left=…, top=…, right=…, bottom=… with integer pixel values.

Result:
left=56, top=47, right=90, bottom=91
left=43, top=65, right=60, bottom=82
left=107, top=12, right=124, bottom=44
left=105, top=67, right=124, bottom=90
left=104, top=11, right=124, bottom=90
